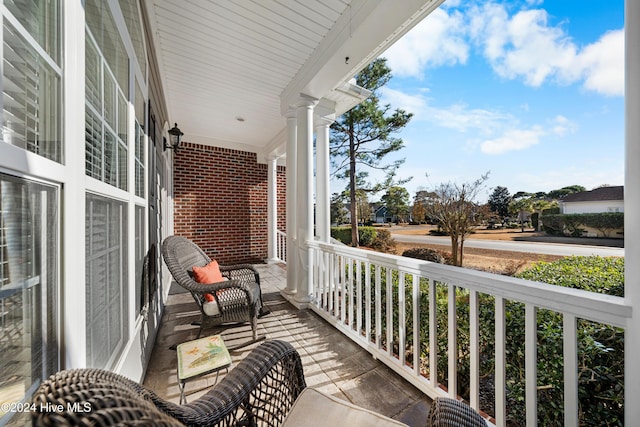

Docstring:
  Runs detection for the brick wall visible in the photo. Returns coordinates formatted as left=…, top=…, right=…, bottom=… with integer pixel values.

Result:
left=173, top=142, right=286, bottom=264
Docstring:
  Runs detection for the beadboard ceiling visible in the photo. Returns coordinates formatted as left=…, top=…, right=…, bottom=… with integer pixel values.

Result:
left=144, top=0, right=444, bottom=159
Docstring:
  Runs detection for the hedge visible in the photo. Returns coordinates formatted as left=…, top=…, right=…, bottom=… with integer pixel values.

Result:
left=541, top=212, right=624, bottom=237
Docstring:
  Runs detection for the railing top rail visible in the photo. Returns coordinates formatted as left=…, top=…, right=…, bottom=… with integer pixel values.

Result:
left=307, top=240, right=630, bottom=328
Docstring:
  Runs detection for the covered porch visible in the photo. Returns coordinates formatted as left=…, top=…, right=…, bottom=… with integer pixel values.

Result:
left=147, top=0, right=640, bottom=425
left=1, top=0, right=637, bottom=425
left=143, top=263, right=431, bottom=425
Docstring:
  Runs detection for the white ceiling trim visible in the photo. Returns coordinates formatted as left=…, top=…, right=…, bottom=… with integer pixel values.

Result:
left=143, top=0, right=445, bottom=157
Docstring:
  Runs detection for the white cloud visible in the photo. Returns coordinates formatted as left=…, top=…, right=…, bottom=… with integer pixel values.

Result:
left=469, top=3, right=623, bottom=96
left=478, top=116, right=577, bottom=155
left=380, top=87, right=510, bottom=135
left=480, top=127, right=544, bottom=154
left=385, top=1, right=623, bottom=96
left=380, top=87, right=580, bottom=156
left=574, top=30, right=624, bottom=96
left=550, top=115, right=578, bottom=136
left=383, top=8, right=469, bottom=78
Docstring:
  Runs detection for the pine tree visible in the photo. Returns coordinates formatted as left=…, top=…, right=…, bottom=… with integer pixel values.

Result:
left=330, top=58, right=412, bottom=246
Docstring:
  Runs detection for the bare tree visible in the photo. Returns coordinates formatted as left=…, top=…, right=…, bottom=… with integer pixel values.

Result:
left=425, top=173, right=489, bottom=266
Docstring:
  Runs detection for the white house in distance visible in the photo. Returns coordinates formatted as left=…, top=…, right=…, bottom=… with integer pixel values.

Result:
left=560, top=186, right=624, bottom=214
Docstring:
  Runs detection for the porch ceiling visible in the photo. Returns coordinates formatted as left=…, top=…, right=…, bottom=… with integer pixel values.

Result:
left=144, top=0, right=444, bottom=159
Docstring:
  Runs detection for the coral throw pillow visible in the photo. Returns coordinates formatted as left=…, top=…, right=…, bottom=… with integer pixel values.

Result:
left=192, top=260, right=224, bottom=284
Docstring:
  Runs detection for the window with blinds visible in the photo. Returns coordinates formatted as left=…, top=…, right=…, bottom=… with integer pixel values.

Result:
left=134, top=80, right=146, bottom=198
left=0, top=173, right=59, bottom=426
left=85, top=194, right=128, bottom=368
left=134, top=205, right=145, bottom=317
left=2, top=6, right=62, bottom=163
left=85, top=0, right=129, bottom=191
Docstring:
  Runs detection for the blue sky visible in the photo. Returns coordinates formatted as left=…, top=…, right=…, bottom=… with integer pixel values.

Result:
left=331, top=0, right=624, bottom=203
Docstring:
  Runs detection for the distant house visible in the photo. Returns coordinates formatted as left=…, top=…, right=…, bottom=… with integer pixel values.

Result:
left=559, top=186, right=624, bottom=238
left=560, top=186, right=624, bottom=214
left=373, top=205, right=392, bottom=223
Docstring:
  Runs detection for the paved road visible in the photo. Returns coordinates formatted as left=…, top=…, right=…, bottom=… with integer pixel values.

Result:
left=391, top=233, right=625, bottom=257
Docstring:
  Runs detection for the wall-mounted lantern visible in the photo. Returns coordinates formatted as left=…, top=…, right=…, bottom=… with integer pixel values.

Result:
left=164, top=123, right=184, bottom=151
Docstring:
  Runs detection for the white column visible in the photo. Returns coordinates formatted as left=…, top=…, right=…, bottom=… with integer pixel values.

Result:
left=63, top=0, right=87, bottom=369
left=283, top=109, right=298, bottom=295
left=294, top=95, right=318, bottom=305
left=315, top=116, right=333, bottom=242
left=266, top=156, right=278, bottom=263
left=625, top=0, right=640, bottom=422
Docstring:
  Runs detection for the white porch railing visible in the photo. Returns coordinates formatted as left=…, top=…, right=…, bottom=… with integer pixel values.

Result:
left=276, top=230, right=287, bottom=263
left=307, top=240, right=630, bottom=427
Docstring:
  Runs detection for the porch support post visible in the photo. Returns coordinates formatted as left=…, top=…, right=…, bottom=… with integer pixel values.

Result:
left=294, top=95, right=318, bottom=307
left=625, top=0, right=640, bottom=422
left=283, top=109, right=298, bottom=295
left=266, top=155, right=278, bottom=263
left=315, top=115, right=333, bottom=243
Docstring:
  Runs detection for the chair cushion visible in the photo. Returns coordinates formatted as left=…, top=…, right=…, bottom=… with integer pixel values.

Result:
left=282, top=388, right=408, bottom=427
left=193, top=259, right=224, bottom=283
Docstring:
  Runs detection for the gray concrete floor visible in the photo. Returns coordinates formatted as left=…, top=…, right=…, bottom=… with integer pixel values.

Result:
left=143, top=263, right=432, bottom=426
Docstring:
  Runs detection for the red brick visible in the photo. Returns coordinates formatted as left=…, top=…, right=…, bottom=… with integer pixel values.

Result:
left=173, top=142, right=286, bottom=264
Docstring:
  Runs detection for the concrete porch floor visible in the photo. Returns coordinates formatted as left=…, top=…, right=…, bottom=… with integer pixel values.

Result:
left=143, top=263, right=432, bottom=425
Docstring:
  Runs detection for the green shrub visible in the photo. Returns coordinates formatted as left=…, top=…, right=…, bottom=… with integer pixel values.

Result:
left=330, top=226, right=380, bottom=246
left=370, top=229, right=396, bottom=253
left=331, top=226, right=352, bottom=244
left=401, top=248, right=445, bottom=264
left=358, top=227, right=377, bottom=246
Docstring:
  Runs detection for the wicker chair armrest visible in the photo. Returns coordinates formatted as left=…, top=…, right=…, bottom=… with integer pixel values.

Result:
left=153, top=340, right=306, bottom=426
left=32, top=369, right=184, bottom=426
left=33, top=341, right=305, bottom=427
left=219, top=264, right=260, bottom=283
left=187, top=278, right=254, bottom=296
left=427, top=397, right=487, bottom=427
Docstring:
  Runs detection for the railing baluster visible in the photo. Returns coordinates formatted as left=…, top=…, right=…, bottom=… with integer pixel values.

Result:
left=496, top=296, right=506, bottom=427
left=357, top=260, right=362, bottom=336
left=525, top=304, right=538, bottom=427
left=387, top=267, right=393, bottom=358
left=413, top=274, right=420, bottom=376
left=365, top=261, right=372, bottom=343
left=429, top=279, right=437, bottom=389
left=399, top=271, right=406, bottom=365
left=448, top=283, right=457, bottom=398
left=339, top=255, right=345, bottom=322
left=564, top=314, right=578, bottom=427
left=316, top=250, right=322, bottom=310
left=470, top=289, right=479, bottom=410
left=329, top=254, right=340, bottom=318
left=348, top=258, right=354, bottom=330
left=375, top=265, right=381, bottom=349
left=323, top=252, right=329, bottom=309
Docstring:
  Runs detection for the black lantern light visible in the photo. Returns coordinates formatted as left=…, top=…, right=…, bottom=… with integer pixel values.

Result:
left=165, top=123, right=184, bottom=151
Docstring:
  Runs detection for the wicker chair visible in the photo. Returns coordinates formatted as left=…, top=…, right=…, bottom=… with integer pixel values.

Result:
left=162, top=235, right=268, bottom=342
left=427, top=397, right=487, bottom=426
left=32, top=340, right=306, bottom=427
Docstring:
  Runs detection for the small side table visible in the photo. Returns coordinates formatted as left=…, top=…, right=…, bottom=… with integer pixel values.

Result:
left=176, top=334, right=232, bottom=404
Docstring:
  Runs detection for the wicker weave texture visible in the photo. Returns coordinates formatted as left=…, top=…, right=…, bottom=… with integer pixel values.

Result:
left=161, top=235, right=263, bottom=338
left=427, top=397, right=487, bottom=427
left=32, top=340, right=306, bottom=427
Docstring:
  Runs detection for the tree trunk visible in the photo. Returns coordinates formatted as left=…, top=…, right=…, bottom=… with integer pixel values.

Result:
left=349, top=126, right=359, bottom=247
left=450, top=234, right=459, bottom=266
